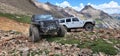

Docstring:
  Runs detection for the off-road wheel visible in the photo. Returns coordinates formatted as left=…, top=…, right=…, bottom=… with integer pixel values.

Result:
left=67, top=28, right=71, bottom=32
left=63, top=26, right=71, bottom=32
left=57, top=25, right=66, bottom=37
left=29, top=25, right=41, bottom=42
left=84, top=23, right=94, bottom=31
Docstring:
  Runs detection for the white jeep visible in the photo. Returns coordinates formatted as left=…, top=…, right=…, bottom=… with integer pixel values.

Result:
left=59, top=17, right=95, bottom=31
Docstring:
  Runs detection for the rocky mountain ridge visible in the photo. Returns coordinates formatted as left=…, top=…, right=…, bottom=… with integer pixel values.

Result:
left=33, top=1, right=71, bottom=18
left=0, top=0, right=43, bottom=15
left=111, top=14, right=120, bottom=20
left=80, top=5, right=113, bottom=19
left=64, top=5, right=120, bottom=29
left=0, top=0, right=70, bottom=18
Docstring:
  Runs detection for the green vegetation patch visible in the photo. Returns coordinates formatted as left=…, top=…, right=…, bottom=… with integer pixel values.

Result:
left=78, top=38, right=118, bottom=55
left=46, top=35, right=119, bottom=55
left=45, top=36, right=65, bottom=42
left=45, top=35, right=80, bottom=45
left=58, top=39, right=80, bottom=45
left=95, top=19, right=102, bottom=24
left=109, top=38, right=120, bottom=44
left=0, top=12, right=31, bottom=24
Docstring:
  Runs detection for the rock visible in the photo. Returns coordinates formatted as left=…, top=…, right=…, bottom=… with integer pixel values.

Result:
left=3, top=33, right=9, bottom=37
left=115, top=34, right=120, bottom=39
left=9, top=30, right=17, bottom=34
left=0, top=30, right=4, bottom=33
left=115, top=52, right=120, bottom=56
left=78, top=48, right=93, bottom=56
left=0, top=51, right=6, bottom=56
left=48, top=52, right=54, bottom=56
left=16, top=16, right=21, bottom=19
left=0, top=30, right=2, bottom=32
left=64, top=44, right=72, bottom=47
left=106, top=31, right=111, bottom=35
left=90, top=37, right=96, bottom=40
left=99, top=52, right=106, bottom=56
left=54, top=46, right=62, bottom=50
left=22, top=51, right=29, bottom=56
left=100, top=35, right=109, bottom=39
left=18, top=47, right=30, bottom=56
left=98, top=29, right=105, bottom=33
left=75, top=48, right=80, bottom=51
left=72, top=44, right=78, bottom=47
left=103, top=39, right=113, bottom=44
left=116, top=44, right=120, bottom=48
left=18, top=47, right=29, bottom=51
left=14, top=40, right=21, bottom=44
left=34, top=54, right=39, bottom=56
left=93, top=53, right=99, bottom=56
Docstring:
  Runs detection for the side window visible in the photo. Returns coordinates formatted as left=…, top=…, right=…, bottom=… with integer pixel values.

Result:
left=60, top=20, right=65, bottom=23
left=72, top=18, right=79, bottom=21
left=66, top=19, right=71, bottom=22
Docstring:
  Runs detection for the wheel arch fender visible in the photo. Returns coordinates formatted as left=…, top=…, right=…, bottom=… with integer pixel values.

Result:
left=62, top=25, right=68, bottom=29
left=83, top=22, right=94, bottom=28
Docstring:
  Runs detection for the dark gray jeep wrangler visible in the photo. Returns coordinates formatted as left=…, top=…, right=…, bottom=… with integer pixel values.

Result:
left=29, top=14, right=66, bottom=42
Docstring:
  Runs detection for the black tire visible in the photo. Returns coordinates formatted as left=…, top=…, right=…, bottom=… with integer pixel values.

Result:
left=84, top=23, right=94, bottom=31
left=63, top=26, right=71, bottom=32
left=67, top=28, right=71, bottom=32
left=29, top=25, right=41, bottom=42
left=57, top=25, right=66, bottom=37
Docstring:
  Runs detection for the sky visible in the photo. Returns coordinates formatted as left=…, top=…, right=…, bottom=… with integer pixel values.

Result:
left=37, top=0, right=120, bottom=14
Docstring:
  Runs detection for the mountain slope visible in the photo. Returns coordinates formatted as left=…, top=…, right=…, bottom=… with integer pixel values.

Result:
left=0, top=17, right=29, bottom=33
left=111, top=14, right=120, bottom=20
left=0, top=0, right=47, bottom=15
left=0, top=2, right=27, bottom=15
left=64, top=7, right=84, bottom=19
left=0, top=0, right=70, bottom=18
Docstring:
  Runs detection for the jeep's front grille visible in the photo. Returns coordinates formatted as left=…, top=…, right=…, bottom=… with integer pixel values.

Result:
left=40, top=21, right=59, bottom=33
left=43, top=21, right=57, bottom=27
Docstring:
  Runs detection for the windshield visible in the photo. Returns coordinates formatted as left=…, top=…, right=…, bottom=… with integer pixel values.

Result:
left=34, top=15, right=53, bottom=20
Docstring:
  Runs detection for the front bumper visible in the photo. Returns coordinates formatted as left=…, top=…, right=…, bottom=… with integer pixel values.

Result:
left=39, top=26, right=59, bottom=35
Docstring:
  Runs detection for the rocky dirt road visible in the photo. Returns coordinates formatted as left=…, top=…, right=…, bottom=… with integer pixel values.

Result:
left=0, top=30, right=81, bottom=56
left=0, top=29, right=120, bottom=56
